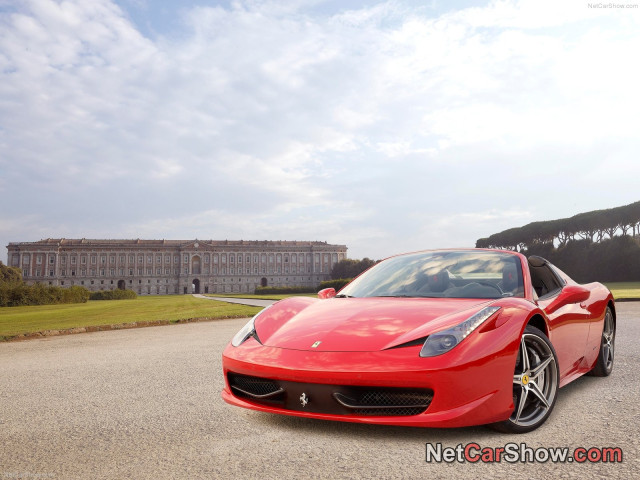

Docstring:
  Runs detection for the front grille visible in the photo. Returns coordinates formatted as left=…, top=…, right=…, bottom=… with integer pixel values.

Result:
left=227, top=372, right=433, bottom=417
left=335, top=389, right=433, bottom=416
left=228, top=373, right=284, bottom=402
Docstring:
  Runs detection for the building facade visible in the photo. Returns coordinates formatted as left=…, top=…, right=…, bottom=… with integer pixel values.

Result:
left=6, top=239, right=348, bottom=295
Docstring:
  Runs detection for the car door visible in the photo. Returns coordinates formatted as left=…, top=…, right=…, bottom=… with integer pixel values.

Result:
left=529, top=259, right=591, bottom=380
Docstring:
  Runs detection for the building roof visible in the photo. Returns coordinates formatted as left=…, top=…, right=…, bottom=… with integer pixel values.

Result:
left=8, top=238, right=347, bottom=248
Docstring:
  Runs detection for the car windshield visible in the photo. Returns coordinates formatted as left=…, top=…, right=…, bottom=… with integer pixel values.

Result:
left=338, top=250, right=524, bottom=299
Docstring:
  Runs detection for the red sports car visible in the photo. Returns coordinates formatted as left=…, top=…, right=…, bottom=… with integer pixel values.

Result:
left=221, top=249, right=615, bottom=433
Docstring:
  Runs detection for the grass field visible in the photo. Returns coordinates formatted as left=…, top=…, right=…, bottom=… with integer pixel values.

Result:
left=0, top=295, right=261, bottom=340
left=2, top=283, right=638, bottom=341
left=604, top=282, right=640, bottom=299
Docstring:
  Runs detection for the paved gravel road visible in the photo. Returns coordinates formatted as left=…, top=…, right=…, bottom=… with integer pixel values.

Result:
left=1, top=304, right=638, bottom=480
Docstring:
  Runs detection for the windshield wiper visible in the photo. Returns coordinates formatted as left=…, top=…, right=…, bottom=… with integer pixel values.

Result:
left=335, top=294, right=354, bottom=298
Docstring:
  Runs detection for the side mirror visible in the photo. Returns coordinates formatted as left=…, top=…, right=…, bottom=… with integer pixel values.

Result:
left=318, top=287, right=336, bottom=299
left=546, top=285, right=590, bottom=313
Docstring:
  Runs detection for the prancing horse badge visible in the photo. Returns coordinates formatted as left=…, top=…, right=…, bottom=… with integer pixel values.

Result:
left=311, top=341, right=322, bottom=348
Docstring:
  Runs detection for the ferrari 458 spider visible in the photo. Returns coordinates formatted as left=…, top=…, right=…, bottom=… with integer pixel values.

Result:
left=221, top=249, right=615, bottom=433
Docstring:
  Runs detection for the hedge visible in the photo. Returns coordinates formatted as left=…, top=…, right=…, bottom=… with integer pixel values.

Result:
left=0, top=284, right=90, bottom=307
left=89, top=289, right=138, bottom=300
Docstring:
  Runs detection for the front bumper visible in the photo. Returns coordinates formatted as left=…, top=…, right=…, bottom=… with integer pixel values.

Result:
left=221, top=322, right=521, bottom=428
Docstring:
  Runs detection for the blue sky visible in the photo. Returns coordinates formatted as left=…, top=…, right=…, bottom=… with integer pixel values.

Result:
left=1, top=0, right=640, bottom=260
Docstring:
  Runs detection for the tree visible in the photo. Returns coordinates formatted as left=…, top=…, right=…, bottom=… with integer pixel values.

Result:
left=331, top=258, right=377, bottom=279
left=0, top=262, right=22, bottom=285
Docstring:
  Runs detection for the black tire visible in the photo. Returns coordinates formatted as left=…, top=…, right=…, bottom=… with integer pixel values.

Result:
left=587, top=306, right=615, bottom=377
left=491, top=325, right=559, bottom=433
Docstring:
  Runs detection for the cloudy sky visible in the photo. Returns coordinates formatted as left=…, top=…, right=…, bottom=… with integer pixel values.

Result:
left=1, top=0, right=639, bottom=261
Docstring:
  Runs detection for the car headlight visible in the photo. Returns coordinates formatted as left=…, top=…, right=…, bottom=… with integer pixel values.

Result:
left=231, top=305, right=271, bottom=347
left=419, top=306, right=501, bottom=357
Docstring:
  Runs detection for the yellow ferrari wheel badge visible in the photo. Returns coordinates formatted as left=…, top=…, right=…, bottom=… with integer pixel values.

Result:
left=522, top=374, right=530, bottom=385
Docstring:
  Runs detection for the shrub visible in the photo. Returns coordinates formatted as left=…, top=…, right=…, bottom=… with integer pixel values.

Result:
left=89, top=289, right=137, bottom=300
left=0, top=283, right=90, bottom=307
left=62, top=286, right=91, bottom=303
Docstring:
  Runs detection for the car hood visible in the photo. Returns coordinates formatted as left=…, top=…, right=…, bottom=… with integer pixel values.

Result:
left=256, top=297, right=493, bottom=352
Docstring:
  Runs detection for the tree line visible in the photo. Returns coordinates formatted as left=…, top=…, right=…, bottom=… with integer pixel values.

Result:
left=475, top=200, right=640, bottom=283
left=476, top=200, right=640, bottom=251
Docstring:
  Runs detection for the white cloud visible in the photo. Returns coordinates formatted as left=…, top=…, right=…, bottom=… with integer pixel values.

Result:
left=1, top=0, right=640, bottom=260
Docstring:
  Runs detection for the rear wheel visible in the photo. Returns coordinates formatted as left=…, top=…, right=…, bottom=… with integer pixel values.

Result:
left=492, top=325, right=559, bottom=433
left=587, top=306, right=615, bottom=377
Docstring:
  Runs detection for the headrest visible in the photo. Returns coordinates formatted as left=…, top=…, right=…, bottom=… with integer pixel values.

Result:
left=503, top=263, right=518, bottom=292
left=427, top=269, right=449, bottom=292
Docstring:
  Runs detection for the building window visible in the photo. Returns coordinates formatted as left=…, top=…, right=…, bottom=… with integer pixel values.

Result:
left=49, top=256, right=55, bottom=265
left=138, top=255, right=143, bottom=264
left=147, top=255, right=152, bottom=264
left=147, top=268, right=152, bottom=275
left=101, top=256, right=107, bottom=264
left=36, top=255, right=43, bottom=264
left=81, top=256, right=87, bottom=264
left=174, top=255, right=179, bottom=264
left=91, top=256, right=97, bottom=264
left=129, top=268, right=133, bottom=276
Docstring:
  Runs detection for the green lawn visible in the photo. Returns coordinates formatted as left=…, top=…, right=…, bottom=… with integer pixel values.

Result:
left=604, top=282, right=640, bottom=299
left=0, top=295, right=261, bottom=339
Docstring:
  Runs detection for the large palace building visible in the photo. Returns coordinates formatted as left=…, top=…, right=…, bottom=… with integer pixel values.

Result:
left=6, top=239, right=348, bottom=295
